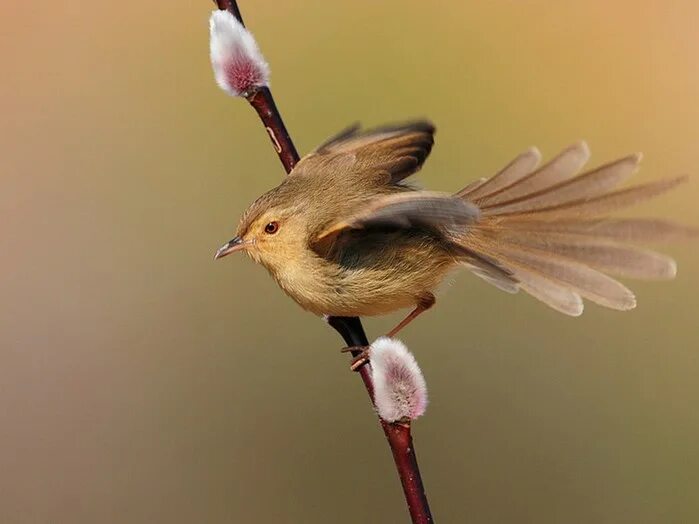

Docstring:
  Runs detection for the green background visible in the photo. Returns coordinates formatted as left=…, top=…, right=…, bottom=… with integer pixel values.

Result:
left=2, top=1, right=698, bottom=522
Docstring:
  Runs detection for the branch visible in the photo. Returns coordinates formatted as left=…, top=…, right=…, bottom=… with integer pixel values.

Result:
left=329, top=317, right=433, bottom=524
left=212, top=1, right=298, bottom=172
left=211, top=3, right=433, bottom=522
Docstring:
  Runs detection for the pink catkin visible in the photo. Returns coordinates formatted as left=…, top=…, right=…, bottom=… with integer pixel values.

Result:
left=224, top=56, right=264, bottom=94
left=371, top=338, right=428, bottom=423
left=209, top=10, right=270, bottom=97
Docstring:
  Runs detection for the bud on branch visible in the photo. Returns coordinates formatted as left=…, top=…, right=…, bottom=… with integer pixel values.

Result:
left=371, top=337, right=428, bottom=423
left=209, top=10, right=270, bottom=97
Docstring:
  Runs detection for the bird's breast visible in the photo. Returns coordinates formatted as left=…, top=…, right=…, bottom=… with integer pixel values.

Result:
left=267, top=237, right=456, bottom=317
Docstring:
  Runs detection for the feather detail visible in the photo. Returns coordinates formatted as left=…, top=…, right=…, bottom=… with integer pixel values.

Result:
left=481, top=153, right=641, bottom=215
left=462, top=147, right=541, bottom=200
left=475, top=141, right=590, bottom=206
left=505, top=263, right=584, bottom=316
left=481, top=230, right=677, bottom=280
left=450, top=143, right=689, bottom=315
left=455, top=177, right=488, bottom=199
left=486, top=242, right=637, bottom=310
left=501, top=175, right=688, bottom=219
left=458, top=249, right=519, bottom=293
left=313, top=192, right=479, bottom=246
left=495, top=218, right=699, bottom=244
left=292, top=121, right=435, bottom=184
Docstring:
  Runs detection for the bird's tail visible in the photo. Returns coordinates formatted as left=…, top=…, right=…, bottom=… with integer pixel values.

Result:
left=452, top=142, right=696, bottom=316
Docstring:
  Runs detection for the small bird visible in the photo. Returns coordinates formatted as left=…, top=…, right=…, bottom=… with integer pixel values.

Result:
left=215, top=121, right=693, bottom=338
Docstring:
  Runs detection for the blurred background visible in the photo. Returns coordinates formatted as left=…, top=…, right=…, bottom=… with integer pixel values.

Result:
left=2, top=1, right=698, bottom=522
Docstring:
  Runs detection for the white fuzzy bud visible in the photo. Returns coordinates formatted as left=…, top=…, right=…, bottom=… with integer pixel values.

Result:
left=371, top=337, right=428, bottom=423
left=209, top=10, right=270, bottom=97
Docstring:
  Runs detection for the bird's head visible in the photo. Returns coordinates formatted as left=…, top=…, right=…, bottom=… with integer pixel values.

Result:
left=214, top=182, right=310, bottom=272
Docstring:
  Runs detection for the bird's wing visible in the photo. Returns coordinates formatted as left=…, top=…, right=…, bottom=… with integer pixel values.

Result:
left=309, top=191, right=479, bottom=256
left=291, top=121, right=435, bottom=185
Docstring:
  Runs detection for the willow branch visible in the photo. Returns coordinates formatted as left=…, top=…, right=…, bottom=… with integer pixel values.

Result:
left=328, top=317, right=433, bottom=524
left=211, top=2, right=433, bottom=522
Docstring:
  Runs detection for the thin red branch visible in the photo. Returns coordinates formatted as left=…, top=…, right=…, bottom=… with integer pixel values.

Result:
left=247, top=88, right=300, bottom=172
left=385, top=423, right=433, bottom=523
left=212, top=1, right=299, bottom=172
left=211, top=2, right=433, bottom=522
left=329, top=316, right=433, bottom=524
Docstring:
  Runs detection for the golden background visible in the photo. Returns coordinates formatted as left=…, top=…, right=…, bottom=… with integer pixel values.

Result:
left=2, top=1, right=698, bottom=522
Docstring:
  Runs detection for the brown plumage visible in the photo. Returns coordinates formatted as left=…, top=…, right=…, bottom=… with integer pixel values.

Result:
left=215, top=121, right=695, bottom=332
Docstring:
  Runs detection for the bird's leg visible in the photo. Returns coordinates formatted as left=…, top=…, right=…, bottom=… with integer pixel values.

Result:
left=342, top=293, right=436, bottom=372
left=386, top=293, right=436, bottom=338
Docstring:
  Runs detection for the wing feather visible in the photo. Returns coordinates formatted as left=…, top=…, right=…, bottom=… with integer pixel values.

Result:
left=310, top=192, right=479, bottom=255
left=292, top=121, right=435, bottom=185
left=314, top=192, right=479, bottom=240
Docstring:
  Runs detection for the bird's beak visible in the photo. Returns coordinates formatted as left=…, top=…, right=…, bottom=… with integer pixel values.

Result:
left=214, top=236, right=249, bottom=259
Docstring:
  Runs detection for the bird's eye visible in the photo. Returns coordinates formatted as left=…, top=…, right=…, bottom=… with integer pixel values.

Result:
left=264, top=221, right=279, bottom=234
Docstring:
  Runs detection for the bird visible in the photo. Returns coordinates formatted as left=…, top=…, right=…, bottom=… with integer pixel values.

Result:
left=214, top=121, right=694, bottom=341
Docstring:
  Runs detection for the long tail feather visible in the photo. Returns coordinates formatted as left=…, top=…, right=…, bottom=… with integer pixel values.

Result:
left=460, top=240, right=584, bottom=314
left=498, top=262, right=584, bottom=316
left=455, top=177, right=488, bottom=198
left=459, top=147, right=541, bottom=200
left=480, top=153, right=641, bottom=215
left=475, top=141, right=590, bottom=206
left=452, top=143, right=691, bottom=315
left=496, top=175, right=687, bottom=219
left=491, top=218, right=699, bottom=244
left=484, top=241, right=637, bottom=310
left=482, top=230, right=676, bottom=280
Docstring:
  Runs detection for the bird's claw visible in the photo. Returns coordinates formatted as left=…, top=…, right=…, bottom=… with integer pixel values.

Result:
left=340, top=345, right=371, bottom=372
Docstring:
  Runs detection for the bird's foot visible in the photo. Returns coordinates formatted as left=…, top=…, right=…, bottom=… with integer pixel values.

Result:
left=340, top=345, right=371, bottom=372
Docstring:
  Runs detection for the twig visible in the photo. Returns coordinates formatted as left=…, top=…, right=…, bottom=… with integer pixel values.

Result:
left=212, top=1, right=298, bottom=171
left=247, top=87, right=300, bottom=172
left=329, top=317, right=433, bottom=524
left=211, top=2, right=433, bottom=522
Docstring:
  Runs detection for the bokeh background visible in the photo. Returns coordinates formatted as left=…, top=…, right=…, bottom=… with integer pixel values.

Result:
left=2, top=1, right=698, bottom=522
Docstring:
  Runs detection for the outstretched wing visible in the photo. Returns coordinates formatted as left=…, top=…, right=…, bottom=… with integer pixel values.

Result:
left=310, top=191, right=479, bottom=256
left=292, top=121, right=436, bottom=186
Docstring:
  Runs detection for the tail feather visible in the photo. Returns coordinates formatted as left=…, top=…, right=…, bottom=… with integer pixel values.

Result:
left=455, top=177, right=488, bottom=198
left=481, top=230, right=677, bottom=280
left=484, top=241, right=637, bottom=310
left=480, top=153, right=641, bottom=215
left=475, top=141, right=590, bottom=206
left=452, top=143, right=691, bottom=315
left=492, top=175, right=687, bottom=219
left=490, top=218, right=699, bottom=244
left=459, top=147, right=541, bottom=200
left=498, top=262, right=584, bottom=316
